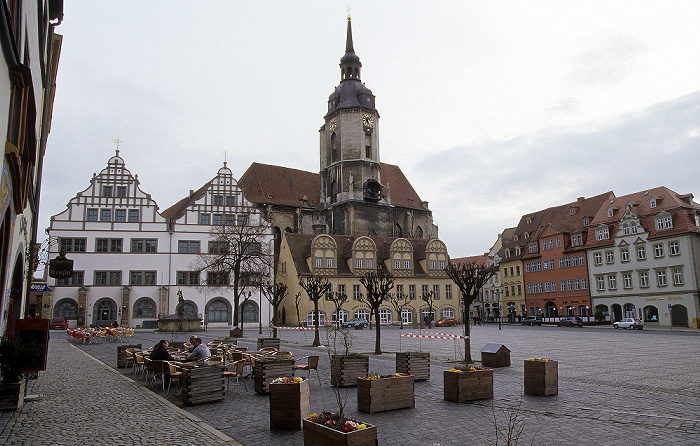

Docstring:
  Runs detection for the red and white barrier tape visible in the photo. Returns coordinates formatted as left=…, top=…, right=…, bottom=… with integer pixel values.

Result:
left=400, top=331, right=468, bottom=340
left=274, top=326, right=319, bottom=331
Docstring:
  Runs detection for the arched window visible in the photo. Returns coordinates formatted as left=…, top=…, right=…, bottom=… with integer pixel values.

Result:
left=331, top=309, right=348, bottom=325
left=306, top=310, right=325, bottom=326
left=394, top=224, right=402, bottom=237
left=441, top=308, right=455, bottom=319
left=643, top=305, right=658, bottom=322
left=577, top=305, right=588, bottom=317
left=623, top=303, right=636, bottom=318
left=133, top=298, right=156, bottom=318
left=241, top=301, right=258, bottom=323
left=183, top=301, right=198, bottom=318
left=420, top=308, right=435, bottom=323
left=415, top=226, right=423, bottom=239
left=54, top=298, right=78, bottom=319
left=93, top=299, right=116, bottom=327
left=401, top=309, right=413, bottom=324
left=354, top=308, right=370, bottom=321
left=379, top=308, right=392, bottom=324
left=206, top=299, right=230, bottom=323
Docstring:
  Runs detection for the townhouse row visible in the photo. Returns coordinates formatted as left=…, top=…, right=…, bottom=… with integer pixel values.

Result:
left=481, top=187, right=700, bottom=327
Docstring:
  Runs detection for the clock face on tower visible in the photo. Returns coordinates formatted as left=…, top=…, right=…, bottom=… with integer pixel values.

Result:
left=362, top=114, right=374, bottom=133
left=329, top=119, right=337, bottom=132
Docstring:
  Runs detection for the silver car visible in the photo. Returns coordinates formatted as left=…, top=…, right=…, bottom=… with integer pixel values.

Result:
left=613, top=318, right=644, bottom=330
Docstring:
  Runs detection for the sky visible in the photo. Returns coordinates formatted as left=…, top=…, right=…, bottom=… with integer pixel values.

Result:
left=39, top=1, right=700, bottom=257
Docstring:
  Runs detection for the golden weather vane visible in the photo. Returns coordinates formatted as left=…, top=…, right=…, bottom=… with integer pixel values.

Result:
left=347, top=7, right=351, bottom=19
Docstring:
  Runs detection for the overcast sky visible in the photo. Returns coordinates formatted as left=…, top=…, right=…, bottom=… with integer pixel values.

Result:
left=39, top=1, right=700, bottom=257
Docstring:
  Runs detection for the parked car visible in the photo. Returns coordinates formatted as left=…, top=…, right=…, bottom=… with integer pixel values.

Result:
left=520, top=316, right=542, bottom=326
left=436, top=317, right=458, bottom=327
left=50, top=316, right=68, bottom=330
left=558, top=317, right=583, bottom=327
left=613, top=318, right=644, bottom=330
left=342, top=317, right=369, bottom=328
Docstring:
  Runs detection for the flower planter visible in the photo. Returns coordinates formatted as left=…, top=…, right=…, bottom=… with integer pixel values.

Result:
left=303, top=418, right=378, bottom=446
left=523, top=359, right=558, bottom=396
left=181, top=364, right=225, bottom=406
left=331, top=354, right=369, bottom=388
left=357, top=375, right=414, bottom=413
left=395, top=352, right=430, bottom=381
left=443, top=369, right=493, bottom=402
left=254, top=357, right=294, bottom=395
left=0, top=380, right=25, bottom=411
left=269, top=379, right=310, bottom=430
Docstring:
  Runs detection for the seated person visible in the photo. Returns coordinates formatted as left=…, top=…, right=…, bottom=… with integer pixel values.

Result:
left=150, top=340, right=175, bottom=362
left=185, top=337, right=211, bottom=364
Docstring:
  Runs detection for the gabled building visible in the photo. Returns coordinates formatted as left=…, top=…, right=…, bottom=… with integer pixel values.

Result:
left=277, top=233, right=454, bottom=327
left=497, top=211, right=547, bottom=319
left=522, top=192, right=613, bottom=318
left=45, top=152, right=272, bottom=328
left=584, top=187, right=700, bottom=326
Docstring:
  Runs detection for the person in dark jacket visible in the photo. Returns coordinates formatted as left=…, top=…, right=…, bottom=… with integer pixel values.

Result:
left=150, top=340, right=175, bottom=362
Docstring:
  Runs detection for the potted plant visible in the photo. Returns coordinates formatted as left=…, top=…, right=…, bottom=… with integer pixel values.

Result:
left=269, top=376, right=310, bottom=430
left=303, top=412, right=378, bottom=446
left=524, top=358, right=558, bottom=396
left=444, top=365, right=493, bottom=402
left=357, top=373, right=414, bottom=413
left=0, top=335, right=42, bottom=410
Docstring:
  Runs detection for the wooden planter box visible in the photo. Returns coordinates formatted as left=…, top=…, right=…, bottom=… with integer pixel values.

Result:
left=396, top=352, right=430, bottom=381
left=331, top=355, right=369, bottom=388
left=0, top=380, right=25, bottom=411
left=181, top=364, right=225, bottom=406
left=303, top=418, right=378, bottom=446
left=357, top=375, right=414, bottom=413
left=524, top=359, right=558, bottom=396
left=269, top=379, right=310, bottom=430
left=257, top=337, right=281, bottom=350
left=443, top=369, right=493, bottom=402
left=254, top=357, right=294, bottom=395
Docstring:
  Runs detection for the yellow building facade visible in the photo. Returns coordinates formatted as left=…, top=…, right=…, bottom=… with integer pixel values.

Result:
left=276, top=233, right=458, bottom=327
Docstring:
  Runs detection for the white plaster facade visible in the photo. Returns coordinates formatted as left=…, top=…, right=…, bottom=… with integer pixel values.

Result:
left=44, top=152, right=272, bottom=330
left=586, top=188, right=700, bottom=327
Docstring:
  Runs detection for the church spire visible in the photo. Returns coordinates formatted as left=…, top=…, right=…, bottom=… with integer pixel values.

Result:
left=340, top=17, right=361, bottom=81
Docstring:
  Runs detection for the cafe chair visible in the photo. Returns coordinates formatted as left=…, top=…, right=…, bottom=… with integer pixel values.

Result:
left=165, top=361, right=183, bottom=395
left=224, top=360, right=247, bottom=393
left=294, top=355, right=321, bottom=385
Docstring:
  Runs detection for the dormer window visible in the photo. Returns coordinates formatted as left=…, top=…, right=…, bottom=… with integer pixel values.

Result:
left=655, top=214, right=673, bottom=231
left=650, top=197, right=657, bottom=208
left=607, top=207, right=614, bottom=218
left=595, top=226, right=610, bottom=241
left=583, top=217, right=589, bottom=227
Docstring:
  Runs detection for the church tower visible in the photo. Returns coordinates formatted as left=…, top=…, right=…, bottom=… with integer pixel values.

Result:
left=320, top=17, right=381, bottom=207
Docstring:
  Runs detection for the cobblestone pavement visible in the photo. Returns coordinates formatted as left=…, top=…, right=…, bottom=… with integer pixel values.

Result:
left=4, top=323, right=699, bottom=445
left=0, top=336, right=240, bottom=446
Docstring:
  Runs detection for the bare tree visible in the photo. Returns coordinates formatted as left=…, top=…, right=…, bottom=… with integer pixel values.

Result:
left=445, top=261, right=498, bottom=363
left=358, top=271, right=394, bottom=355
left=195, top=212, right=272, bottom=328
left=420, top=289, right=436, bottom=329
left=264, top=282, right=289, bottom=338
left=328, top=291, right=348, bottom=328
left=298, top=276, right=331, bottom=347
left=387, top=291, right=412, bottom=329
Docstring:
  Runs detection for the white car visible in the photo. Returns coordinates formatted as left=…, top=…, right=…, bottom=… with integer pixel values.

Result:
left=613, top=318, right=644, bottom=330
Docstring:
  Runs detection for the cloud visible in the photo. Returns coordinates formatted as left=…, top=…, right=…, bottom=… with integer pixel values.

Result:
left=572, top=35, right=645, bottom=85
left=413, top=91, right=700, bottom=256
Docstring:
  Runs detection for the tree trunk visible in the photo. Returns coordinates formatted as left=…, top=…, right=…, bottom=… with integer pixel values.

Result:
left=312, top=300, right=320, bottom=347
left=374, top=307, right=382, bottom=355
left=464, top=309, right=472, bottom=363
